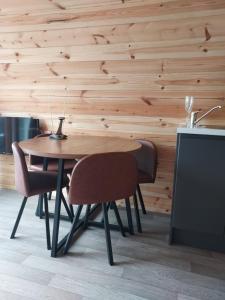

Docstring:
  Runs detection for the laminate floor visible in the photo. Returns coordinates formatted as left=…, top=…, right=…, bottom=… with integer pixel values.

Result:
left=0, top=189, right=225, bottom=300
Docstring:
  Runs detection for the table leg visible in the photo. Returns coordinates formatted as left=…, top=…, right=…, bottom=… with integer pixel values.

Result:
left=51, top=159, right=64, bottom=257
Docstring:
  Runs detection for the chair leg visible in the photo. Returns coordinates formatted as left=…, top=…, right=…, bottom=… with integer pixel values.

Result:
left=125, top=198, right=134, bottom=235
left=10, top=197, right=28, bottom=239
left=102, top=203, right=114, bottom=266
left=63, top=205, right=83, bottom=254
left=100, top=202, right=110, bottom=223
left=48, top=191, right=52, bottom=201
left=66, top=184, right=69, bottom=195
left=43, top=193, right=51, bottom=250
left=111, top=202, right=125, bottom=237
left=66, top=185, right=74, bottom=218
left=36, top=194, right=44, bottom=219
left=133, top=193, right=142, bottom=233
left=69, top=204, right=74, bottom=218
left=61, top=193, right=73, bottom=222
left=137, top=184, right=147, bottom=214
left=83, top=204, right=91, bottom=229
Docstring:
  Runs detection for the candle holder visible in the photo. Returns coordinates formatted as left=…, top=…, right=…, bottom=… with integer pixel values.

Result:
left=49, top=117, right=67, bottom=140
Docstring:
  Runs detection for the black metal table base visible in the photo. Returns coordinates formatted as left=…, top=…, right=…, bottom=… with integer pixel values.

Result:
left=88, top=220, right=130, bottom=232
left=54, top=203, right=100, bottom=255
left=52, top=203, right=132, bottom=256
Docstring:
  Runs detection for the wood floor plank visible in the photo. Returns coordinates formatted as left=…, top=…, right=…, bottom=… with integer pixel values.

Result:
left=122, top=263, right=225, bottom=300
left=0, top=273, right=82, bottom=300
left=49, top=274, right=152, bottom=300
left=0, top=259, right=53, bottom=285
left=0, top=247, right=28, bottom=263
left=0, top=290, right=33, bottom=300
left=190, top=261, right=225, bottom=281
left=177, top=295, right=202, bottom=300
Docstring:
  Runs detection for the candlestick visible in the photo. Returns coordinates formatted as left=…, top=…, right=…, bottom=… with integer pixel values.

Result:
left=49, top=116, right=67, bottom=140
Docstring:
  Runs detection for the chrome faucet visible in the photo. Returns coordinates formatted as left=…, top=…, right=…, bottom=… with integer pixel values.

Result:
left=190, top=105, right=222, bottom=128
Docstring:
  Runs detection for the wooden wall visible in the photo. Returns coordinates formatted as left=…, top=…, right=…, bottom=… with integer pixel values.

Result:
left=0, top=0, right=225, bottom=214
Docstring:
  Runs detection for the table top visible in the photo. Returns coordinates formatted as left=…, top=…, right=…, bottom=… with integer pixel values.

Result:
left=19, top=135, right=141, bottom=159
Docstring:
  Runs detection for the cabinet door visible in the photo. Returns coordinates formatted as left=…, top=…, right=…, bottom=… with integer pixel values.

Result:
left=172, top=134, right=225, bottom=235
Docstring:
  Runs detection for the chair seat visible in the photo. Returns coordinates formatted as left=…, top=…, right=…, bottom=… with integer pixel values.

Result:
left=138, top=169, right=153, bottom=184
left=29, top=159, right=76, bottom=173
left=28, top=171, right=69, bottom=197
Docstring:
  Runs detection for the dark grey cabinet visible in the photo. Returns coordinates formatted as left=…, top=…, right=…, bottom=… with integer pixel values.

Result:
left=170, top=132, right=225, bottom=253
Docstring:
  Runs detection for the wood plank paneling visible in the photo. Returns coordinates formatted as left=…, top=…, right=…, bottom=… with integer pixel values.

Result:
left=0, top=0, right=225, bottom=213
left=1, top=14, right=225, bottom=49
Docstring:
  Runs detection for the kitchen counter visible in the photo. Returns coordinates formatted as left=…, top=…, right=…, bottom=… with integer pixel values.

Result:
left=177, top=127, right=225, bottom=136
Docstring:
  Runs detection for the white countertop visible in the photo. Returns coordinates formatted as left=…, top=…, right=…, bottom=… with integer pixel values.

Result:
left=177, top=127, right=225, bottom=137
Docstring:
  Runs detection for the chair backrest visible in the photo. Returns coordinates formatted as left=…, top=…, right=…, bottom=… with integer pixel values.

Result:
left=133, top=139, right=157, bottom=182
left=29, top=133, right=50, bottom=165
left=69, top=152, right=138, bottom=205
left=12, top=142, right=30, bottom=196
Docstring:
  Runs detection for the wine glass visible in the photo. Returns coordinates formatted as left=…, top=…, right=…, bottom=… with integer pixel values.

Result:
left=185, top=96, right=194, bottom=127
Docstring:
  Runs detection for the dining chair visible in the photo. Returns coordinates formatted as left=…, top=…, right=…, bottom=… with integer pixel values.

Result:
left=133, top=139, right=158, bottom=215
left=63, top=152, right=138, bottom=265
left=10, top=142, right=69, bottom=250
left=29, top=133, right=76, bottom=217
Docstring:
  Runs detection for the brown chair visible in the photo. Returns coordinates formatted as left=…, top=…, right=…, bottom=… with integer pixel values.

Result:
left=29, top=133, right=76, bottom=216
left=10, top=142, right=69, bottom=250
left=133, top=139, right=158, bottom=215
left=63, top=152, right=138, bottom=265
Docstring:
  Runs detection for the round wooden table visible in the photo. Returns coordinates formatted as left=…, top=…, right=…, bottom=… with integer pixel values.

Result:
left=19, top=135, right=141, bottom=257
left=20, top=135, right=141, bottom=159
